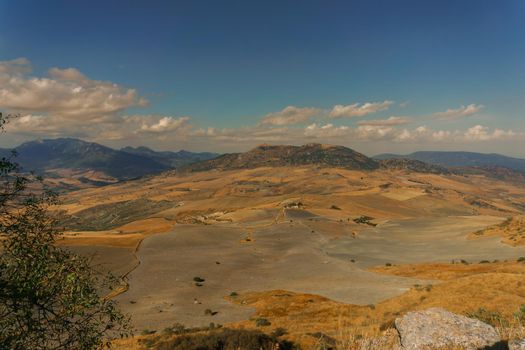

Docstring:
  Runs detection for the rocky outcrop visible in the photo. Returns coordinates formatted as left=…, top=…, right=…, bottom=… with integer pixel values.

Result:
left=394, top=308, right=501, bottom=350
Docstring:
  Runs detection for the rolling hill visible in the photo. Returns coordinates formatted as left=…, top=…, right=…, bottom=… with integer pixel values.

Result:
left=181, top=143, right=380, bottom=172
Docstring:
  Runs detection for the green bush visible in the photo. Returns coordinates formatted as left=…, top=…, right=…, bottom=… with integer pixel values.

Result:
left=467, top=308, right=507, bottom=327
left=271, top=327, right=287, bottom=338
left=353, top=215, right=377, bottom=226
left=514, top=304, right=525, bottom=321
left=141, top=329, right=157, bottom=336
left=204, top=309, right=218, bottom=316
left=254, top=317, right=272, bottom=327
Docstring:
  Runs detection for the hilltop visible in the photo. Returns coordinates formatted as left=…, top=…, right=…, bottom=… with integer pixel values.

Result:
left=181, top=143, right=472, bottom=175
left=182, top=143, right=380, bottom=172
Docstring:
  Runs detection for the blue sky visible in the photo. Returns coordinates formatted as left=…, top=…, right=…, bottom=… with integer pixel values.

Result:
left=0, top=0, right=524, bottom=155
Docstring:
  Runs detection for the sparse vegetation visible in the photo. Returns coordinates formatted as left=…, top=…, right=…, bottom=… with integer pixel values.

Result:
left=468, top=308, right=508, bottom=327
left=353, top=215, right=377, bottom=226
left=204, top=309, right=218, bottom=316
left=139, top=328, right=297, bottom=350
left=271, top=327, right=288, bottom=338
left=255, top=317, right=272, bottom=327
left=141, top=329, right=157, bottom=336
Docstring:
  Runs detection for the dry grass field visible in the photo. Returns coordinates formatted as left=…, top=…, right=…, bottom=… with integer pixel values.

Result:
left=54, top=165, right=525, bottom=349
left=469, top=215, right=525, bottom=246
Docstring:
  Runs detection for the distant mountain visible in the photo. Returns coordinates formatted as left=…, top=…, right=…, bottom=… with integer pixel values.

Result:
left=378, top=158, right=450, bottom=174
left=120, top=146, right=217, bottom=168
left=0, top=138, right=220, bottom=187
left=182, top=143, right=380, bottom=172
left=374, top=151, right=525, bottom=173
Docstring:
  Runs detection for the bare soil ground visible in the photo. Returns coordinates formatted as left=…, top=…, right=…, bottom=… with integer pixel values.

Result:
left=113, top=214, right=525, bottom=331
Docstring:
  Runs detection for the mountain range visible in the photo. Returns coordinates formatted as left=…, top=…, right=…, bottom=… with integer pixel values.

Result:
left=4, top=138, right=525, bottom=191
left=0, top=138, right=218, bottom=188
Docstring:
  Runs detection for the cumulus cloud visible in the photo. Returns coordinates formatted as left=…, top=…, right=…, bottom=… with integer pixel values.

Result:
left=433, top=104, right=484, bottom=120
left=1, top=58, right=521, bottom=153
left=6, top=114, right=58, bottom=135
left=357, top=116, right=411, bottom=126
left=301, top=122, right=519, bottom=145
left=0, top=65, right=147, bottom=120
left=463, top=125, right=515, bottom=141
left=329, top=100, right=393, bottom=119
left=139, top=116, right=190, bottom=133
left=0, top=57, right=32, bottom=75
left=47, top=67, right=88, bottom=82
left=259, top=106, right=320, bottom=126
left=191, top=125, right=295, bottom=144
left=304, top=123, right=350, bottom=138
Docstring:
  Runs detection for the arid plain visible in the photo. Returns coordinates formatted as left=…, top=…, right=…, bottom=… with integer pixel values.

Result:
left=53, top=159, right=525, bottom=347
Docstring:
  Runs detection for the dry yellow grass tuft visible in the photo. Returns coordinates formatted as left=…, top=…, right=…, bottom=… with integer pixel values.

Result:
left=369, top=260, right=525, bottom=280
left=213, top=262, right=525, bottom=349
left=470, top=215, right=525, bottom=246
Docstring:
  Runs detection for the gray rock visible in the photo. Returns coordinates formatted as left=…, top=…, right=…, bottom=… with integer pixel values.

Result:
left=509, top=339, right=525, bottom=350
left=395, top=308, right=500, bottom=350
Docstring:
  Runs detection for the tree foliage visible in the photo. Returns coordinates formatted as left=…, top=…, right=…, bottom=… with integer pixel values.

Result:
left=0, top=113, right=131, bottom=349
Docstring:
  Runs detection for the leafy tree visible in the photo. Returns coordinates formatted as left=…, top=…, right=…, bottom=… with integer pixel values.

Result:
left=0, top=113, right=131, bottom=349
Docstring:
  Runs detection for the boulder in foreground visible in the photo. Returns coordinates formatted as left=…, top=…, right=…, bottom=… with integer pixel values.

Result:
left=395, top=308, right=501, bottom=350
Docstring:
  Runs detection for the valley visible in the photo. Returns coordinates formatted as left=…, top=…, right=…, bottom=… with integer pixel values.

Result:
left=47, top=144, right=525, bottom=347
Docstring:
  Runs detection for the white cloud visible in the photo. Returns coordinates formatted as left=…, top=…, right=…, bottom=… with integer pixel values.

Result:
left=463, top=125, right=515, bottom=141
left=329, top=100, right=393, bottom=119
left=357, top=116, right=411, bottom=126
left=0, top=58, right=147, bottom=122
left=431, top=130, right=452, bottom=141
left=355, top=125, right=397, bottom=140
left=47, top=67, right=88, bottom=82
left=139, top=116, right=190, bottom=133
left=259, top=106, right=320, bottom=126
left=304, top=123, right=350, bottom=137
left=0, top=57, right=32, bottom=75
left=433, top=104, right=484, bottom=120
left=0, top=58, right=521, bottom=153
left=192, top=127, right=217, bottom=137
